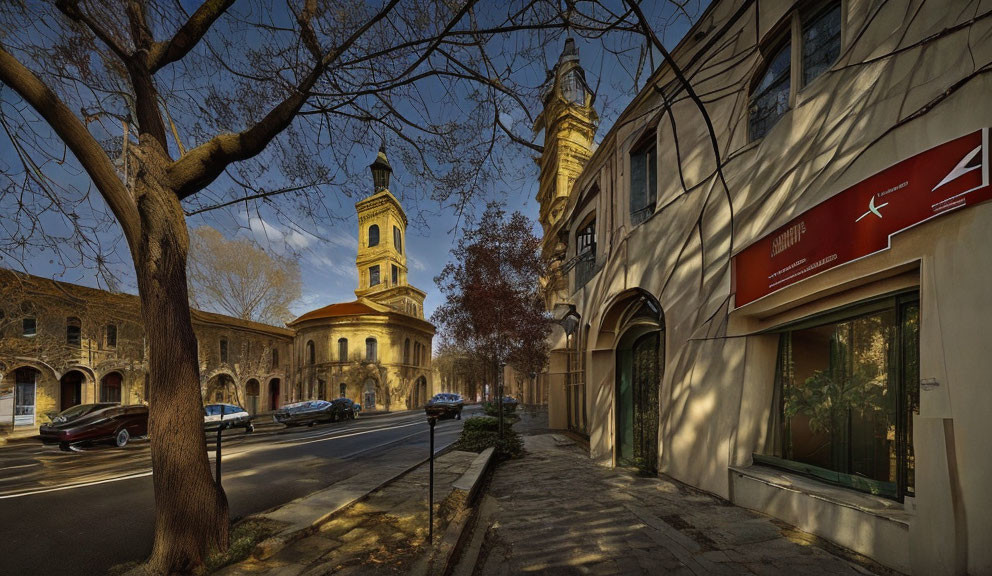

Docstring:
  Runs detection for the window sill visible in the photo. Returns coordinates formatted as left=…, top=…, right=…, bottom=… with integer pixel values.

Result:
left=730, top=463, right=913, bottom=527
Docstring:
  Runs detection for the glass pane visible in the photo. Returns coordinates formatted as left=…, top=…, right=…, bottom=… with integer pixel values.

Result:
left=802, top=4, right=842, bottom=86
left=630, top=149, right=646, bottom=215
left=901, top=302, right=920, bottom=496
left=749, top=42, right=791, bottom=140
left=783, top=308, right=898, bottom=490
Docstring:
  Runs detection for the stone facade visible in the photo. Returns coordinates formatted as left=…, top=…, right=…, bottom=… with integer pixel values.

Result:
left=0, top=268, right=294, bottom=431
left=537, top=2, right=992, bottom=574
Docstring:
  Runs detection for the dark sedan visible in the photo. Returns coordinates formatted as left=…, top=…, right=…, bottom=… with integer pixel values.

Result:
left=425, top=393, right=464, bottom=420
left=39, top=403, right=148, bottom=451
left=273, top=398, right=358, bottom=427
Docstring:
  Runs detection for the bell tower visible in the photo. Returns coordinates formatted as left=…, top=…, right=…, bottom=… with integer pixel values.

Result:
left=534, top=38, right=598, bottom=239
left=354, top=145, right=427, bottom=318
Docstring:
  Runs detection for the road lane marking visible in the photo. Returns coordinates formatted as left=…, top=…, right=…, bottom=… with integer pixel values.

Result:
left=0, top=470, right=154, bottom=499
left=0, top=418, right=460, bottom=498
left=0, top=463, right=40, bottom=472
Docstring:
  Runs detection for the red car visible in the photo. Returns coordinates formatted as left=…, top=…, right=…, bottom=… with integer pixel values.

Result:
left=40, top=403, right=149, bottom=451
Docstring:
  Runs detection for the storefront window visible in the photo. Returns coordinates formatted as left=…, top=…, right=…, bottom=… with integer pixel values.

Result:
left=761, top=293, right=919, bottom=499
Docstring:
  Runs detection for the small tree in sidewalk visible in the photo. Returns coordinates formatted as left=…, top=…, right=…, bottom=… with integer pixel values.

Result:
left=432, top=202, right=551, bottom=437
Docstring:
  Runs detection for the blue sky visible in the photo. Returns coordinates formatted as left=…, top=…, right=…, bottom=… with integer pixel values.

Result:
left=0, top=2, right=706, bottom=324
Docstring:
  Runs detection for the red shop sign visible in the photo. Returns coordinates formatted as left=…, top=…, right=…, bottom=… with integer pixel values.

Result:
left=733, top=129, right=990, bottom=307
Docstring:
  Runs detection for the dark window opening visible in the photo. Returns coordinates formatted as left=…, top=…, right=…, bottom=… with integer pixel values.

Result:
left=66, top=317, right=81, bottom=346
left=220, top=339, right=229, bottom=363
left=22, top=317, right=36, bottom=337
left=630, top=141, right=657, bottom=225
left=338, top=338, right=348, bottom=362
left=370, top=265, right=380, bottom=287
left=306, top=340, right=315, bottom=365
left=749, top=41, right=791, bottom=140
left=575, top=217, right=597, bottom=288
left=366, top=338, right=377, bottom=363
left=393, top=226, right=402, bottom=253
left=272, top=348, right=279, bottom=368
left=105, top=324, right=117, bottom=348
left=802, top=3, right=842, bottom=87
left=392, top=264, right=399, bottom=285
left=368, top=224, right=380, bottom=247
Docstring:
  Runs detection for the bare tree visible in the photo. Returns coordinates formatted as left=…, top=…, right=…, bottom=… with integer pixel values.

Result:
left=0, top=1, right=706, bottom=571
left=187, top=226, right=301, bottom=326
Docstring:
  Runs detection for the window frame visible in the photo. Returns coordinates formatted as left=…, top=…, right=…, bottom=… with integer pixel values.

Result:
left=629, top=135, right=657, bottom=226
left=365, top=337, right=378, bottom=363
left=369, top=265, right=380, bottom=287
left=368, top=224, right=380, bottom=247
left=220, top=338, right=229, bottom=363
left=338, top=338, right=348, bottom=362
left=574, top=213, right=597, bottom=289
left=22, top=317, right=36, bottom=337
left=757, top=289, right=920, bottom=501
left=799, top=1, right=844, bottom=89
left=66, top=317, right=82, bottom=347
left=105, top=324, right=117, bottom=349
left=392, top=264, right=399, bottom=285
left=393, top=226, right=402, bottom=254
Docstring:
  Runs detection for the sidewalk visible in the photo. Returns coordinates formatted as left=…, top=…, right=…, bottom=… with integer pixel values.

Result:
left=216, top=449, right=481, bottom=576
left=458, top=427, right=899, bottom=576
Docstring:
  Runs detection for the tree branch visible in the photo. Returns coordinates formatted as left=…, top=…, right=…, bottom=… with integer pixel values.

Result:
left=167, top=0, right=402, bottom=199
left=0, top=45, right=140, bottom=245
left=147, top=0, right=237, bottom=73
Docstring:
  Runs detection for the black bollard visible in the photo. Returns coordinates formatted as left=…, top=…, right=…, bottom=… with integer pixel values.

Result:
left=428, top=415, right=437, bottom=544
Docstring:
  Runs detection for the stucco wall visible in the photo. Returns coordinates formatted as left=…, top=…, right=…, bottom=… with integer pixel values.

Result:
left=544, top=0, right=992, bottom=572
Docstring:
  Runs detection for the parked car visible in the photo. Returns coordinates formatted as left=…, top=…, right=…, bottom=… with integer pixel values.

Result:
left=425, top=393, right=464, bottom=420
left=273, top=398, right=357, bottom=427
left=39, top=403, right=148, bottom=451
left=203, top=403, right=254, bottom=433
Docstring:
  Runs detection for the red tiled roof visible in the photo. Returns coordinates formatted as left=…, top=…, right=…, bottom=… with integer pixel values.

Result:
left=289, top=301, right=381, bottom=325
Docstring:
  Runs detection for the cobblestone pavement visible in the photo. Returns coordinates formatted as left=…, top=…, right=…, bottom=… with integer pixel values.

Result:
left=217, top=450, right=478, bottom=576
left=473, top=430, right=897, bottom=576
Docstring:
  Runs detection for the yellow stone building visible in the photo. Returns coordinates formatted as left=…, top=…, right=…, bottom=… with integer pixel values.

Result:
left=287, top=146, right=435, bottom=411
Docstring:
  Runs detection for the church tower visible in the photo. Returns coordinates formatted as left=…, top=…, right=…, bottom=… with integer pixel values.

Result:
left=534, top=38, right=598, bottom=239
left=354, top=145, right=427, bottom=319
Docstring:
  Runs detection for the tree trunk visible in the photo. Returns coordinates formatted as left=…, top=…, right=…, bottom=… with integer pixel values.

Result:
left=134, top=177, right=228, bottom=574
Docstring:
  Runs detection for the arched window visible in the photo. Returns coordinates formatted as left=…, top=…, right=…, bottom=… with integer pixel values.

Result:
left=368, top=224, right=380, bottom=247
left=105, top=324, right=117, bottom=348
left=404, top=338, right=411, bottom=364
left=306, top=340, right=315, bottom=365
left=338, top=338, right=348, bottom=362
left=271, top=348, right=279, bottom=368
left=220, top=338, right=229, bottom=363
left=749, top=41, right=791, bottom=141
left=66, top=317, right=81, bottom=346
left=414, top=342, right=420, bottom=366
left=365, top=338, right=377, bottom=363
left=393, top=226, right=402, bottom=253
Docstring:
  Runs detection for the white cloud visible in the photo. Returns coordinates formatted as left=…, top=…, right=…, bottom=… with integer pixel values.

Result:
left=408, top=255, right=428, bottom=272
left=239, top=213, right=313, bottom=252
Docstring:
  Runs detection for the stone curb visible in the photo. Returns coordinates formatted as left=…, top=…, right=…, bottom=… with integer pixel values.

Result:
left=248, top=441, right=459, bottom=562
left=420, top=446, right=496, bottom=576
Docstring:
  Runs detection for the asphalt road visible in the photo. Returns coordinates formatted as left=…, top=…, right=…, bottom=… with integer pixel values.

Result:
left=0, top=407, right=473, bottom=576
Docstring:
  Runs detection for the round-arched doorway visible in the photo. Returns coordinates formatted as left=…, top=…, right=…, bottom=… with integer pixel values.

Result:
left=614, top=296, right=665, bottom=473
left=60, top=370, right=85, bottom=411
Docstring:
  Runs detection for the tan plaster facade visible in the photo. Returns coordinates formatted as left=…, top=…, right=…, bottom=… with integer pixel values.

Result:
left=538, top=1, right=992, bottom=574
left=0, top=269, right=294, bottom=431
